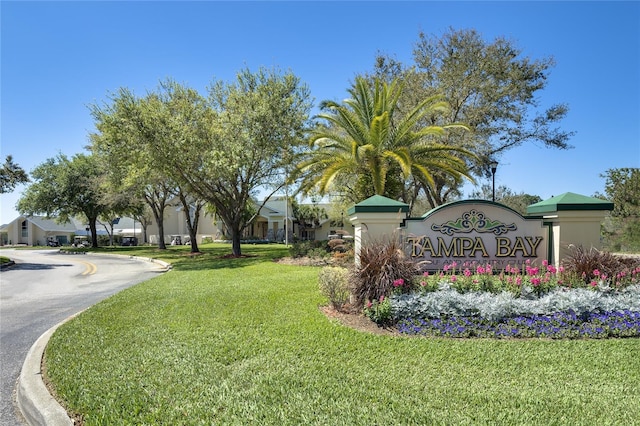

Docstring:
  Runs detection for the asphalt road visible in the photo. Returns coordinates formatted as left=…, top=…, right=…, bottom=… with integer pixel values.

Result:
left=0, top=249, right=166, bottom=425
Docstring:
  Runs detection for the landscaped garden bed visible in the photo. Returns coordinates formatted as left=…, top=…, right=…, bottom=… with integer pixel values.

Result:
left=320, top=241, right=640, bottom=339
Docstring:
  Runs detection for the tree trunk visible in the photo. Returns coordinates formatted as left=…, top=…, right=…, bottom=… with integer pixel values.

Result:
left=144, top=188, right=170, bottom=250
left=157, top=217, right=166, bottom=249
left=188, top=228, right=199, bottom=253
left=89, top=217, right=99, bottom=248
left=101, top=222, right=115, bottom=246
left=178, top=193, right=201, bottom=253
left=230, top=225, right=242, bottom=257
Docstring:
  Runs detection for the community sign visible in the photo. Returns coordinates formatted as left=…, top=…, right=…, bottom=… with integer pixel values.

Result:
left=403, top=200, right=548, bottom=270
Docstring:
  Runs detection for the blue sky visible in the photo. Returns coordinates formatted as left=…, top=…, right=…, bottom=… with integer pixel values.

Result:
left=1, top=1, right=639, bottom=224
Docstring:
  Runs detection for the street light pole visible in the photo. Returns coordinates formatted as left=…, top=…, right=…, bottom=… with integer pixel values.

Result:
left=490, top=160, right=499, bottom=202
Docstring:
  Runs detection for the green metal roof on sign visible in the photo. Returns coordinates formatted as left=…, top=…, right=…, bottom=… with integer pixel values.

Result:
left=347, top=195, right=410, bottom=215
left=526, top=192, right=614, bottom=214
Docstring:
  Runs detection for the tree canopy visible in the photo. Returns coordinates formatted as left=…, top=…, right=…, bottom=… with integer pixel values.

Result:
left=0, top=155, right=29, bottom=194
left=90, top=68, right=311, bottom=256
left=90, top=88, right=179, bottom=250
left=372, top=28, right=574, bottom=207
left=295, top=76, right=476, bottom=211
left=469, top=184, right=542, bottom=216
left=599, top=168, right=640, bottom=252
left=17, top=153, right=107, bottom=247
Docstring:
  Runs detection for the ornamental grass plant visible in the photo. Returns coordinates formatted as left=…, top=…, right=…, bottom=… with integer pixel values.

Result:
left=351, top=238, right=420, bottom=308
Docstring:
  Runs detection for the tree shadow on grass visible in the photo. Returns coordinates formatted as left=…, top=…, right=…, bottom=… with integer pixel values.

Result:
left=59, top=244, right=289, bottom=271
left=77, top=244, right=291, bottom=272
left=171, top=253, right=269, bottom=271
left=170, top=245, right=290, bottom=271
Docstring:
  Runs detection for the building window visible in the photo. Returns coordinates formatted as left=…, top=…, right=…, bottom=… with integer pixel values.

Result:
left=21, top=220, right=28, bottom=237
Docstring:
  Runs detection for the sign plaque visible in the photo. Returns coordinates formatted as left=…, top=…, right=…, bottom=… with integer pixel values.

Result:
left=403, top=201, right=548, bottom=270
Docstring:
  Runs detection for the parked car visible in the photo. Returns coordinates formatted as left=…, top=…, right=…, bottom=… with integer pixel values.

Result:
left=46, top=238, right=60, bottom=247
left=121, top=236, right=138, bottom=246
left=72, top=236, right=91, bottom=248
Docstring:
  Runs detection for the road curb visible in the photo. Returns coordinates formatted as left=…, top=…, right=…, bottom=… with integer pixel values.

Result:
left=15, top=255, right=171, bottom=425
left=85, top=252, right=173, bottom=271
left=17, top=320, right=75, bottom=426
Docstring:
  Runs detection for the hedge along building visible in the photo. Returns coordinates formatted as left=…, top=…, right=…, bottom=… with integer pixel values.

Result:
left=348, top=193, right=613, bottom=270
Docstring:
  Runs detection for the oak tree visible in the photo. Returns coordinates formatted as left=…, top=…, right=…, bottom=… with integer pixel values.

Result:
left=17, top=153, right=107, bottom=247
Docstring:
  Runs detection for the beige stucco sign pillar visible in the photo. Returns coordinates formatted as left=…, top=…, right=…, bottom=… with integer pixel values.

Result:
left=527, top=192, right=614, bottom=267
left=347, top=195, right=409, bottom=265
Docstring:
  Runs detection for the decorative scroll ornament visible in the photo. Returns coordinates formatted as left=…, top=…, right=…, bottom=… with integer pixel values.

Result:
left=431, top=209, right=517, bottom=236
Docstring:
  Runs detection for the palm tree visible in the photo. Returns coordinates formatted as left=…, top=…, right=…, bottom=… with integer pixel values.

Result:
left=296, top=77, right=476, bottom=204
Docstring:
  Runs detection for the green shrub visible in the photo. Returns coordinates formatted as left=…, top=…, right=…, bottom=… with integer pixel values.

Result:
left=331, top=249, right=354, bottom=267
left=363, top=296, right=392, bottom=326
left=289, top=240, right=326, bottom=258
left=318, top=266, right=351, bottom=310
left=351, top=237, right=420, bottom=309
left=307, top=247, right=330, bottom=259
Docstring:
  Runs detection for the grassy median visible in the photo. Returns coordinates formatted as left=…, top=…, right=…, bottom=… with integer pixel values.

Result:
left=46, top=244, right=640, bottom=425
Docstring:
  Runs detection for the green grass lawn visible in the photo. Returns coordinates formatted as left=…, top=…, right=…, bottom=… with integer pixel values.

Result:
left=46, top=244, right=640, bottom=425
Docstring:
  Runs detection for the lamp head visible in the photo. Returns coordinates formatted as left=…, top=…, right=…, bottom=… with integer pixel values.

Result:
left=489, top=160, right=498, bottom=174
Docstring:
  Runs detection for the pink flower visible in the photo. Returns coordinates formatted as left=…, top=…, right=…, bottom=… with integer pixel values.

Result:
left=366, top=301, right=373, bottom=308
left=476, top=266, right=486, bottom=274
left=593, top=269, right=601, bottom=277
left=379, top=295, right=385, bottom=302
left=531, top=277, right=541, bottom=286
left=423, top=271, right=430, bottom=277
left=393, top=278, right=405, bottom=287
left=420, top=281, right=427, bottom=287
left=516, top=276, right=522, bottom=286
left=450, top=275, right=457, bottom=282
left=590, top=281, right=597, bottom=287
left=463, top=268, right=472, bottom=277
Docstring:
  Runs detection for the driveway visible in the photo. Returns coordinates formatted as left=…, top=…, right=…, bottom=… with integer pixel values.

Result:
left=0, top=249, right=167, bottom=425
